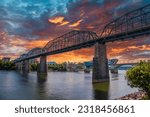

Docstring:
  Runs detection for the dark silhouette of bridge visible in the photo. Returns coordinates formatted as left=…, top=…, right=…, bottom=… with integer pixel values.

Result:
left=14, top=4, right=150, bottom=83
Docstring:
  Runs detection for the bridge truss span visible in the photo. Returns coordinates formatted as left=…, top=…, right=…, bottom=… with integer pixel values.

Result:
left=43, top=30, right=98, bottom=53
left=100, top=4, right=150, bottom=42
left=27, top=48, right=42, bottom=57
left=14, top=4, right=150, bottom=63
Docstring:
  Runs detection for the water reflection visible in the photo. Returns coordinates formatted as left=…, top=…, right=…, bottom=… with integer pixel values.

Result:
left=36, top=82, right=48, bottom=100
left=37, top=73, right=47, bottom=82
left=93, top=82, right=109, bottom=100
left=0, top=70, right=138, bottom=100
left=111, top=73, right=119, bottom=81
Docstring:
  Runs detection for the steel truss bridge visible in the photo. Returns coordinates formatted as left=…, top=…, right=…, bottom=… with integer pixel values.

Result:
left=14, top=4, right=150, bottom=63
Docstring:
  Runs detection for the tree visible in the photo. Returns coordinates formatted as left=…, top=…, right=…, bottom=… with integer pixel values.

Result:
left=0, top=60, right=2, bottom=70
left=126, top=61, right=150, bottom=98
left=0, top=61, right=16, bottom=70
left=30, top=63, right=38, bottom=71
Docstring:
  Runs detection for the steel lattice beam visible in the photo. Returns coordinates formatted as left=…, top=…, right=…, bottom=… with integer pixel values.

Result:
left=100, top=4, right=150, bottom=39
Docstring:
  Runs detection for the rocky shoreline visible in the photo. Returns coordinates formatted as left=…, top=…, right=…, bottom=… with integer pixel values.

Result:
left=117, top=91, right=147, bottom=100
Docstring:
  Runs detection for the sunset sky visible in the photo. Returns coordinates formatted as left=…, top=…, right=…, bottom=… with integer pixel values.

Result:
left=0, top=0, right=150, bottom=63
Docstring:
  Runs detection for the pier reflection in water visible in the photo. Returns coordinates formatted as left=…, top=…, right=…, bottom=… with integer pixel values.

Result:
left=0, top=70, right=138, bottom=100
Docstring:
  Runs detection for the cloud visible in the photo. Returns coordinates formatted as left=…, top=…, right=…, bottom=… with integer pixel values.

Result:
left=69, top=19, right=83, bottom=27
left=0, top=0, right=150, bottom=62
left=48, top=16, right=69, bottom=26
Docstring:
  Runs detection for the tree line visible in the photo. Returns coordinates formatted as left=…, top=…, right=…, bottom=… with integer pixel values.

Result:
left=30, top=63, right=67, bottom=71
left=0, top=60, right=16, bottom=70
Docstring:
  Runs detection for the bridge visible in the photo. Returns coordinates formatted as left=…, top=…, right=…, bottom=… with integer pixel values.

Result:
left=14, top=4, right=150, bottom=83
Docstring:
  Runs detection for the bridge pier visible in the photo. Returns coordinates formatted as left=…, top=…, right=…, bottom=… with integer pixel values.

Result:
left=16, top=62, right=23, bottom=71
left=37, top=55, right=47, bottom=81
left=38, top=55, right=47, bottom=74
left=22, top=60, right=30, bottom=73
left=92, top=43, right=109, bottom=83
left=16, top=63, right=21, bottom=71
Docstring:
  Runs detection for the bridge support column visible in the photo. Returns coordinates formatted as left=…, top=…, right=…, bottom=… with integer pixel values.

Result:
left=15, top=63, right=19, bottom=71
left=16, top=62, right=22, bottom=71
left=37, top=55, right=47, bottom=81
left=22, top=60, right=30, bottom=73
left=92, top=43, right=109, bottom=83
left=19, top=62, right=22, bottom=71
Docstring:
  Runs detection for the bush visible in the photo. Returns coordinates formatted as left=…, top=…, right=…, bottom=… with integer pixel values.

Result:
left=126, top=61, right=150, bottom=98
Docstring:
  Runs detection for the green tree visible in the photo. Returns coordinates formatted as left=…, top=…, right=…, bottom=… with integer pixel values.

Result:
left=0, top=60, right=2, bottom=70
left=126, top=61, right=150, bottom=98
left=0, top=61, right=16, bottom=70
left=48, top=63, right=66, bottom=71
left=30, top=63, right=38, bottom=71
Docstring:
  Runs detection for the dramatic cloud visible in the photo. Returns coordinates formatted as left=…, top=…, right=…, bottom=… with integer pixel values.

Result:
left=0, top=0, right=150, bottom=62
left=69, top=19, right=83, bottom=27
left=49, top=16, right=69, bottom=26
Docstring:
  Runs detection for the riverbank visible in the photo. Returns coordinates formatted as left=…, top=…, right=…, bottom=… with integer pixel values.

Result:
left=117, top=91, right=147, bottom=100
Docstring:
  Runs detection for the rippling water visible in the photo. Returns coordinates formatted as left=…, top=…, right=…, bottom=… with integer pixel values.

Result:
left=0, top=70, right=138, bottom=100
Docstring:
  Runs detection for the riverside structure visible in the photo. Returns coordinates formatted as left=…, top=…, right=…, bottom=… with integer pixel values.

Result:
left=14, top=4, right=150, bottom=83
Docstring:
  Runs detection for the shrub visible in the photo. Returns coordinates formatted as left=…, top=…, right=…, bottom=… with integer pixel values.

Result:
left=126, top=61, right=150, bottom=98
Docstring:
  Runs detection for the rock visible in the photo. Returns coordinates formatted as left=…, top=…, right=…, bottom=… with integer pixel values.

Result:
left=116, top=91, right=146, bottom=100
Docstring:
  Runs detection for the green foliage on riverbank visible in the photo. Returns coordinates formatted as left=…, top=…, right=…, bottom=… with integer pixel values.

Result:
left=30, top=63, right=38, bottom=71
left=0, top=60, right=16, bottom=70
left=48, top=64, right=66, bottom=71
left=127, top=61, right=150, bottom=98
left=30, top=63, right=67, bottom=71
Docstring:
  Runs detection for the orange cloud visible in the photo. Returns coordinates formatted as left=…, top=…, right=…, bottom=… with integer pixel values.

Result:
left=111, top=48, right=125, bottom=53
left=140, top=45, right=150, bottom=50
left=60, top=21, right=70, bottom=26
left=49, top=17, right=83, bottom=28
left=87, top=26, right=94, bottom=29
left=69, top=19, right=83, bottom=27
left=47, top=48, right=93, bottom=63
left=25, top=40, right=48, bottom=49
left=49, top=17, right=64, bottom=24
left=48, top=16, right=69, bottom=26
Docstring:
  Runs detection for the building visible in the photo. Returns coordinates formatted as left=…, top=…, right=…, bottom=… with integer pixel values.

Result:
left=64, top=62, right=77, bottom=72
left=84, top=61, right=93, bottom=69
left=47, top=62, right=57, bottom=65
left=84, top=59, right=119, bottom=69
left=2, top=57, right=10, bottom=62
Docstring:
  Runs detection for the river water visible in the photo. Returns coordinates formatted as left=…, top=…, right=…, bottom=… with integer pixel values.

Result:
left=0, top=70, right=138, bottom=100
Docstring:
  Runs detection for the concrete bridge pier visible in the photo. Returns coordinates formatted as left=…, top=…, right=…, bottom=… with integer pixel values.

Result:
left=92, top=43, right=109, bottom=83
left=37, top=55, right=47, bottom=81
left=16, top=62, right=22, bottom=71
left=16, top=63, right=20, bottom=71
left=22, top=60, right=30, bottom=73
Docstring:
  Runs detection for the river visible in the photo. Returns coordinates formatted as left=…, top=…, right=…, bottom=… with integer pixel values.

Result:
left=0, top=70, right=138, bottom=100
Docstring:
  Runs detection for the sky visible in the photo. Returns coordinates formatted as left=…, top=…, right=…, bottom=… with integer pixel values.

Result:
left=0, top=0, right=150, bottom=63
